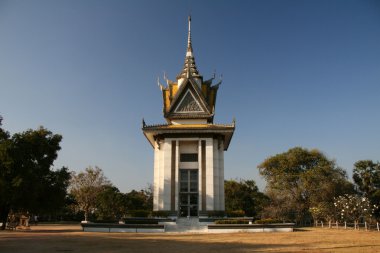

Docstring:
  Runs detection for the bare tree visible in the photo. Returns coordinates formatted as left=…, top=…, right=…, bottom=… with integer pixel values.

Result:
left=70, top=166, right=111, bottom=222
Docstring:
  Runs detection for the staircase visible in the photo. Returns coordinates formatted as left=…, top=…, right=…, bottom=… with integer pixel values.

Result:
left=164, top=217, right=208, bottom=233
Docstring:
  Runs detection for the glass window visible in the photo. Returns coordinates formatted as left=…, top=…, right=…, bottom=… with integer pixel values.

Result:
left=190, top=171, right=198, bottom=181
left=180, top=182, right=188, bottom=192
left=190, top=182, right=198, bottom=192
left=180, top=170, right=188, bottom=181
left=180, top=153, right=198, bottom=162
left=180, top=194, right=188, bottom=205
left=190, top=194, right=198, bottom=205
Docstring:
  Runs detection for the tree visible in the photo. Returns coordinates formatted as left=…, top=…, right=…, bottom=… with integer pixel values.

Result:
left=125, top=189, right=150, bottom=211
left=0, top=123, right=69, bottom=229
left=70, top=166, right=111, bottom=221
left=353, top=160, right=380, bottom=219
left=96, top=185, right=128, bottom=221
left=258, top=147, right=354, bottom=223
left=334, top=194, right=377, bottom=226
left=224, top=179, right=268, bottom=217
left=353, top=160, right=380, bottom=197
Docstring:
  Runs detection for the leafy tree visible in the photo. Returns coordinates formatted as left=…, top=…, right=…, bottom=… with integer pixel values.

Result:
left=96, top=185, right=128, bottom=221
left=70, top=166, right=111, bottom=221
left=353, top=160, right=380, bottom=197
left=0, top=123, right=69, bottom=229
left=225, top=179, right=268, bottom=217
left=258, top=147, right=354, bottom=223
left=125, top=189, right=150, bottom=211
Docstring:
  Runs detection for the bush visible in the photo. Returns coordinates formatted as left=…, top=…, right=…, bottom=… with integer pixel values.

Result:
left=95, top=219, right=118, bottom=223
left=127, top=210, right=150, bottom=217
left=215, top=219, right=249, bottom=224
left=254, top=218, right=282, bottom=224
left=123, top=219, right=158, bottom=224
left=151, top=211, right=170, bottom=217
left=207, top=211, right=226, bottom=217
left=226, top=210, right=245, bottom=217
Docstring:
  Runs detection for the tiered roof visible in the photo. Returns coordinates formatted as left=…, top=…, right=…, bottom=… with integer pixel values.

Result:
left=143, top=16, right=235, bottom=150
left=160, top=16, right=222, bottom=123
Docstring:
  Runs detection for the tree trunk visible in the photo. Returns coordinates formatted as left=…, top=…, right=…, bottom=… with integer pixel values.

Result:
left=0, top=205, right=10, bottom=230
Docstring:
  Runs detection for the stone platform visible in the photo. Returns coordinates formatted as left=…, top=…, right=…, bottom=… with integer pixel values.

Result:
left=81, top=218, right=294, bottom=233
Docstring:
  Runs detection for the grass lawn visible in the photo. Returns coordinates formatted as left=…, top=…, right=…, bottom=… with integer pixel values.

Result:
left=1, top=224, right=380, bottom=252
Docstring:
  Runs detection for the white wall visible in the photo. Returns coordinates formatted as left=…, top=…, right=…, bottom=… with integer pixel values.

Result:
left=153, top=137, right=226, bottom=212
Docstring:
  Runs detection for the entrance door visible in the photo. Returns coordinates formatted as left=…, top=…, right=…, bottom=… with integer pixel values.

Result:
left=179, top=169, right=198, bottom=217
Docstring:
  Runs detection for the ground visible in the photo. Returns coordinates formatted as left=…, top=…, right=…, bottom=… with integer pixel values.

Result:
left=1, top=224, right=380, bottom=253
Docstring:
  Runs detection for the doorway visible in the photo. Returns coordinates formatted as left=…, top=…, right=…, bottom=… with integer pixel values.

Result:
left=179, top=169, right=198, bottom=217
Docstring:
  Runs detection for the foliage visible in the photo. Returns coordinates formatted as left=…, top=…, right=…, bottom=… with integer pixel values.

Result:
left=215, top=219, right=249, bottom=224
left=226, top=210, right=245, bottom=217
left=96, top=185, right=128, bottom=220
left=309, top=202, right=335, bottom=223
left=123, top=219, right=158, bottom=224
left=125, top=189, right=152, bottom=211
left=334, top=194, right=377, bottom=223
left=70, top=166, right=111, bottom=221
left=225, top=179, right=268, bottom=217
left=352, top=160, right=380, bottom=219
left=151, top=211, right=171, bottom=217
left=127, top=210, right=150, bottom=217
left=206, top=211, right=225, bottom=217
left=353, top=160, right=380, bottom=197
left=0, top=123, right=69, bottom=229
left=258, top=147, right=354, bottom=223
left=254, top=218, right=282, bottom=224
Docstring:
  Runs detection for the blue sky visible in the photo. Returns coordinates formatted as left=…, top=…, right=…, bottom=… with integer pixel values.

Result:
left=1, top=0, right=379, bottom=192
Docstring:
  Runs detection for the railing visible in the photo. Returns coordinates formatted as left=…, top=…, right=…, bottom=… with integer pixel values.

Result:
left=315, top=221, right=380, bottom=231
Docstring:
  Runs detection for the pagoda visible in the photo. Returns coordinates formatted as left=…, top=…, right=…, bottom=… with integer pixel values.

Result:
left=142, top=16, right=235, bottom=217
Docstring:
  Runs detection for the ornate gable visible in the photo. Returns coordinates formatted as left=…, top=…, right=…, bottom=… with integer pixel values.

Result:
left=175, top=90, right=204, bottom=113
left=164, top=78, right=213, bottom=121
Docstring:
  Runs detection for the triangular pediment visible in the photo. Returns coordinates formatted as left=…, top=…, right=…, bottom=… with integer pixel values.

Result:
left=165, top=78, right=213, bottom=121
left=174, top=90, right=204, bottom=113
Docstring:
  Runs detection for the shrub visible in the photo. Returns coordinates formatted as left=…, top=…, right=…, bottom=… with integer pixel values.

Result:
left=128, top=210, right=150, bottom=217
left=123, top=219, right=158, bottom=224
left=215, top=219, right=249, bottom=224
left=207, top=211, right=226, bottom=217
left=254, top=218, right=282, bottom=224
left=226, top=210, right=245, bottom=217
left=151, top=211, right=170, bottom=217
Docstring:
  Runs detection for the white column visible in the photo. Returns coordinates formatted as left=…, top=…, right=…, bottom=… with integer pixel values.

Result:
left=206, top=138, right=214, bottom=210
left=158, top=140, right=165, bottom=209
left=213, top=139, right=220, bottom=210
left=219, top=141, right=225, bottom=211
left=153, top=141, right=160, bottom=211
left=198, top=139, right=202, bottom=212
left=175, top=140, right=179, bottom=212
left=162, top=139, right=172, bottom=210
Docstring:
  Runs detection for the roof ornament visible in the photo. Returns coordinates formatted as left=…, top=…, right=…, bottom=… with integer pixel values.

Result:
left=142, top=118, right=146, bottom=128
left=213, top=74, right=223, bottom=87
left=163, top=72, right=174, bottom=85
left=187, top=15, right=193, bottom=55
left=157, top=76, right=165, bottom=90
left=176, top=15, right=201, bottom=80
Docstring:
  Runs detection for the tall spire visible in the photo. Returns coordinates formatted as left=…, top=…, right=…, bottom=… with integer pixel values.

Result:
left=187, top=15, right=193, bottom=56
left=177, top=15, right=201, bottom=81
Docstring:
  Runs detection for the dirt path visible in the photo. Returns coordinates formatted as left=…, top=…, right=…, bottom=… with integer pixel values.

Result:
left=1, top=225, right=380, bottom=253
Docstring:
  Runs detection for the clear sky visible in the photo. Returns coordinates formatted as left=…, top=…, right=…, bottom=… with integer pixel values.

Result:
left=1, top=0, right=379, bottom=192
